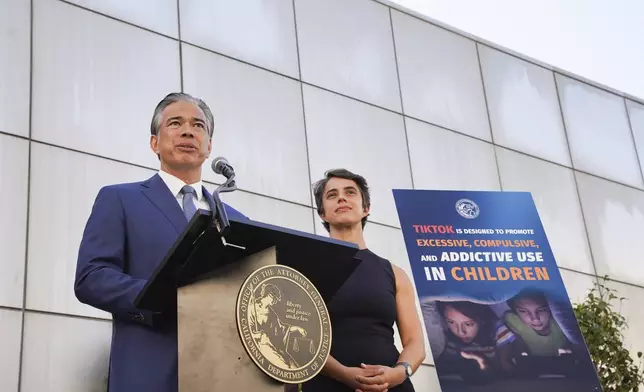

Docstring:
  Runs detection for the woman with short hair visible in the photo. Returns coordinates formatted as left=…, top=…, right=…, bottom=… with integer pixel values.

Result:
left=299, top=168, right=426, bottom=392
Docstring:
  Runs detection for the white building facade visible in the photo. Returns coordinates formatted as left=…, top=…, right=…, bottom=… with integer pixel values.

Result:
left=1, top=0, right=643, bottom=391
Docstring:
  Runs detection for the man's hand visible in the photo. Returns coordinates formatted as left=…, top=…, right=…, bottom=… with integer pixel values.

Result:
left=354, top=363, right=407, bottom=391
left=340, top=365, right=389, bottom=392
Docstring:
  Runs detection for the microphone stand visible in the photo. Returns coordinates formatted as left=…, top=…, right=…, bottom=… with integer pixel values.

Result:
left=212, top=175, right=237, bottom=238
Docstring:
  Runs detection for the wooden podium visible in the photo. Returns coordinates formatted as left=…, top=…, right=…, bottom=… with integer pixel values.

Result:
left=134, top=211, right=360, bottom=391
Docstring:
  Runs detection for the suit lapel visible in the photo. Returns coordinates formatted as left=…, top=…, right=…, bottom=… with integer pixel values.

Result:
left=203, top=186, right=217, bottom=214
left=141, top=174, right=187, bottom=233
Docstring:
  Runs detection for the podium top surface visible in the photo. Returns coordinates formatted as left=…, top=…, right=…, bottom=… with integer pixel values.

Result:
left=135, top=211, right=361, bottom=312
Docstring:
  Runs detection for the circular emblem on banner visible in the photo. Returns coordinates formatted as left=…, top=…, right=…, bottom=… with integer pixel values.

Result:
left=455, top=198, right=479, bottom=219
left=235, top=265, right=331, bottom=384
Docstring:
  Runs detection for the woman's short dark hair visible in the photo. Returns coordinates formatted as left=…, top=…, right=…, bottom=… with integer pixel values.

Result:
left=312, top=168, right=371, bottom=232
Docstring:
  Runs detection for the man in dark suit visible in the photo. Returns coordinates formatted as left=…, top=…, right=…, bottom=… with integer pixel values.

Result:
left=74, top=92, right=246, bottom=392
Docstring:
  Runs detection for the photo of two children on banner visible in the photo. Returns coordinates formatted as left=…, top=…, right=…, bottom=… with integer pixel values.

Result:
left=422, top=287, right=587, bottom=384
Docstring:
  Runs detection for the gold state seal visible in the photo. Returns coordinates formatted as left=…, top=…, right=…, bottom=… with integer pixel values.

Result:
left=235, top=265, right=331, bottom=384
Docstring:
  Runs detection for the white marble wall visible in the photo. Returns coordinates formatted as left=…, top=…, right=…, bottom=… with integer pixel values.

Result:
left=2, top=0, right=643, bottom=390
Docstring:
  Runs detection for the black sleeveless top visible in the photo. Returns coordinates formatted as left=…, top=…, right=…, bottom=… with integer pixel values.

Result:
left=301, top=249, right=415, bottom=392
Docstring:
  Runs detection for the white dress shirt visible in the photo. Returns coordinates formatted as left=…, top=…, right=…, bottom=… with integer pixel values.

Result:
left=158, top=170, right=211, bottom=212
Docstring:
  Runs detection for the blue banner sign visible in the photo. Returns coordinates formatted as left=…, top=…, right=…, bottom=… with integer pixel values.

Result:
left=393, top=189, right=601, bottom=392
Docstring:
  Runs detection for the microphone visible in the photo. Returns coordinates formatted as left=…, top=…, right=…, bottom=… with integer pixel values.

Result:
left=209, top=156, right=237, bottom=237
left=211, top=157, right=235, bottom=179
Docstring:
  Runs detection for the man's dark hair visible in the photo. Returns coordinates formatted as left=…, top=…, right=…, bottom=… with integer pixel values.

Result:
left=312, top=168, right=371, bottom=232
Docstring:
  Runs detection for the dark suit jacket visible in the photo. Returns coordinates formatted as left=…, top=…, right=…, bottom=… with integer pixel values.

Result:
left=74, top=173, right=246, bottom=392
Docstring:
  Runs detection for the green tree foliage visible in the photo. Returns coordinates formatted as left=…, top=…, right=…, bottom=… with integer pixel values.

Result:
left=573, top=277, right=644, bottom=391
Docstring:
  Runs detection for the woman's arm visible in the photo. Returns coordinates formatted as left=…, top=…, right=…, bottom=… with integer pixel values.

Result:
left=320, top=355, right=348, bottom=382
left=392, top=265, right=427, bottom=373
left=357, top=266, right=426, bottom=388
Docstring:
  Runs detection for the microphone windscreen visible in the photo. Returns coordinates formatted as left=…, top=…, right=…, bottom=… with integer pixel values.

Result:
left=211, top=156, right=229, bottom=175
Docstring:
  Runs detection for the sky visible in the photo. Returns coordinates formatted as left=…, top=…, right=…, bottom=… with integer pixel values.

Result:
left=388, top=0, right=644, bottom=101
